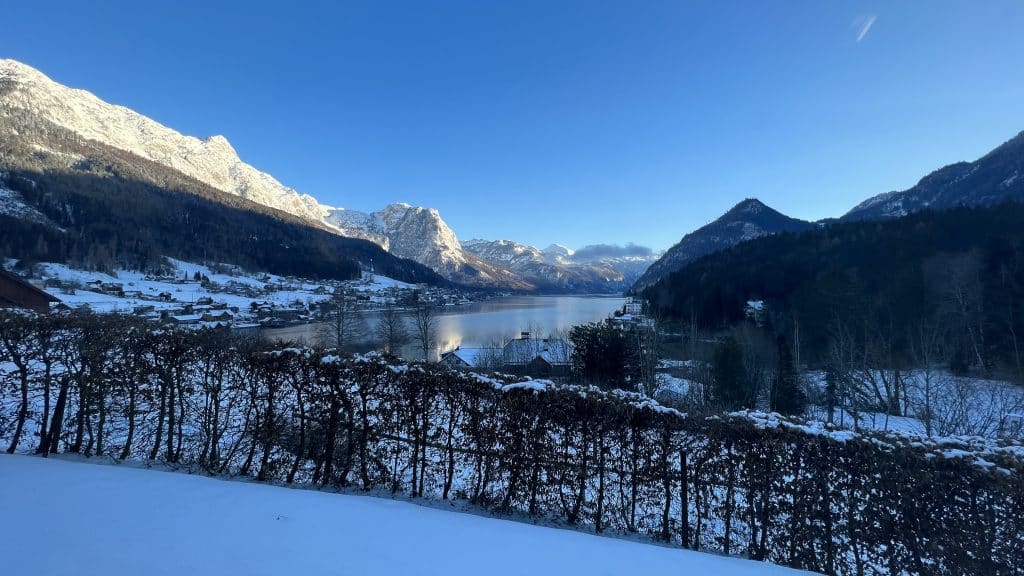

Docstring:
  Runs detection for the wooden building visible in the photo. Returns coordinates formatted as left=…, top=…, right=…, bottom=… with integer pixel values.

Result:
left=0, top=270, right=59, bottom=312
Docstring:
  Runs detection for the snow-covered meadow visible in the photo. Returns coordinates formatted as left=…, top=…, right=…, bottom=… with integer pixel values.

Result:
left=0, top=455, right=817, bottom=576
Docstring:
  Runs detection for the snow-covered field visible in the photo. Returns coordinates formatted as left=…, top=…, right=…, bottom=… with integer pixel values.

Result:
left=0, top=455, right=816, bottom=576
left=27, top=258, right=416, bottom=315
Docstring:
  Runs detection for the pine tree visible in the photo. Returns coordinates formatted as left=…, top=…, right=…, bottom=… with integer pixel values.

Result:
left=712, top=337, right=753, bottom=409
left=770, top=335, right=806, bottom=416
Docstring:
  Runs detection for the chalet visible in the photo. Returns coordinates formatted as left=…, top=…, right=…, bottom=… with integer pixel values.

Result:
left=502, top=333, right=573, bottom=377
left=96, top=282, right=124, bottom=296
left=0, top=269, right=60, bottom=312
left=167, top=314, right=203, bottom=326
left=201, top=311, right=233, bottom=322
left=232, top=322, right=261, bottom=336
left=195, top=296, right=214, bottom=306
left=440, top=347, right=502, bottom=370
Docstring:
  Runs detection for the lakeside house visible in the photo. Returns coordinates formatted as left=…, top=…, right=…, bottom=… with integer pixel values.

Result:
left=503, top=332, right=573, bottom=377
left=440, top=332, right=573, bottom=377
left=439, top=347, right=503, bottom=370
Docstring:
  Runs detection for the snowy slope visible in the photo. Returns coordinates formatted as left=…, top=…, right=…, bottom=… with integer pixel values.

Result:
left=0, top=59, right=328, bottom=223
left=0, top=455, right=816, bottom=576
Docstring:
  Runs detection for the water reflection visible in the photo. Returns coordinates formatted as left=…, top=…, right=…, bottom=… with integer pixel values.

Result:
left=262, top=295, right=625, bottom=360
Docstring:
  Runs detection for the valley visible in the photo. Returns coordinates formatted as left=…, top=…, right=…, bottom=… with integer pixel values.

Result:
left=2, top=36, right=1024, bottom=576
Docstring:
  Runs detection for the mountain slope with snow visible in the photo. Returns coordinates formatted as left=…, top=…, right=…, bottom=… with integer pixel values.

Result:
left=463, top=238, right=658, bottom=293
left=632, top=198, right=813, bottom=292
left=0, top=455, right=815, bottom=576
left=1, top=59, right=646, bottom=291
left=843, top=130, right=1024, bottom=221
left=0, top=59, right=328, bottom=223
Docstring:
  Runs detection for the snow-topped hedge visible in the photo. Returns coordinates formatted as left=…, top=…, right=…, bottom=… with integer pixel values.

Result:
left=1, top=312, right=1022, bottom=575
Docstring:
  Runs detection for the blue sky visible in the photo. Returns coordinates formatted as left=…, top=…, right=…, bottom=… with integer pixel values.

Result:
left=5, top=1, right=1024, bottom=251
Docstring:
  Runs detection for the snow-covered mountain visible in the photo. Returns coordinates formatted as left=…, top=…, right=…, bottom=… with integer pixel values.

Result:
left=0, top=59, right=328, bottom=223
left=0, top=58, right=645, bottom=292
left=843, top=130, right=1024, bottom=221
left=631, top=199, right=812, bottom=292
left=326, top=203, right=467, bottom=276
left=463, top=238, right=658, bottom=293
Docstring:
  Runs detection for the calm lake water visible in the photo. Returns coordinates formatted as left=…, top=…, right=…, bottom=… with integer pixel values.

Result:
left=263, top=295, right=626, bottom=360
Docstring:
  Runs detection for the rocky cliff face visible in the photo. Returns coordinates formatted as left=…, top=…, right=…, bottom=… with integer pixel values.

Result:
left=326, top=203, right=468, bottom=277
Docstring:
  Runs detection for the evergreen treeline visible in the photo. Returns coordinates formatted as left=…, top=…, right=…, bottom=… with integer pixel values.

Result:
left=2, top=310, right=1021, bottom=576
left=643, top=203, right=1024, bottom=381
left=0, top=111, right=445, bottom=285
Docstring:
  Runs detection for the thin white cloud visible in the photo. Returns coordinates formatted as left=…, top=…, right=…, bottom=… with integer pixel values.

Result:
left=853, top=14, right=877, bottom=43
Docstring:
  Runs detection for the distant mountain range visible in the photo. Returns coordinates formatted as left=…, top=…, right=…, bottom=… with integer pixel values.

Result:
left=462, top=239, right=656, bottom=293
left=5, top=58, right=1023, bottom=296
left=0, top=59, right=654, bottom=293
left=633, top=130, right=1024, bottom=293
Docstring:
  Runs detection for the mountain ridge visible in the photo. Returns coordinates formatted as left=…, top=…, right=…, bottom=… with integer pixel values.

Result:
left=843, top=130, right=1024, bottom=221
left=631, top=198, right=813, bottom=292
left=0, top=58, right=651, bottom=293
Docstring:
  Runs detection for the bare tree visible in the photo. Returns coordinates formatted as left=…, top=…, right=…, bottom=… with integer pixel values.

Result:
left=413, top=303, right=438, bottom=361
left=925, top=251, right=988, bottom=373
left=0, top=311, right=36, bottom=454
left=908, top=317, right=947, bottom=436
left=376, top=306, right=409, bottom=356
left=319, top=289, right=367, bottom=351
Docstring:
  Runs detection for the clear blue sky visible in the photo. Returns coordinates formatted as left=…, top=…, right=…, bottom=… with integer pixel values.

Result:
left=5, top=1, right=1024, bottom=251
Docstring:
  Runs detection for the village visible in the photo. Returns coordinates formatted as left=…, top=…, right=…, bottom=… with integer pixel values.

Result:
left=0, top=258, right=483, bottom=332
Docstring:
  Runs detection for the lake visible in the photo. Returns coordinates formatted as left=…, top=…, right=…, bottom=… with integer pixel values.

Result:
left=262, top=295, right=626, bottom=360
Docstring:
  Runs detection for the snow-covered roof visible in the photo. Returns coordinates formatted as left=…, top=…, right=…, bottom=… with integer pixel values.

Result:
left=441, top=347, right=501, bottom=367
left=170, top=314, right=203, bottom=322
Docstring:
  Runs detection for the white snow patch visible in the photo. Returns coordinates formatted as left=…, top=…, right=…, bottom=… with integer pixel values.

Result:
left=0, top=455, right=815, bottom=576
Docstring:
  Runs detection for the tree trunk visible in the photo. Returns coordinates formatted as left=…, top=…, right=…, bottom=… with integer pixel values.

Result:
left=45, top=376, right=71, bottom=457
left=5, top=366, right=30, bottom=454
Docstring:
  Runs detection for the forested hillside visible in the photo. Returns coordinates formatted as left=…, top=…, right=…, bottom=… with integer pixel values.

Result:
left=0, top=110, right=444, bottom=284
left=643, top=202, right=1024, bottom=381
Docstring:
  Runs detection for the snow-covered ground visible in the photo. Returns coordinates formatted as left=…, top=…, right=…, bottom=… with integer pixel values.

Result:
left=802, top=370, right=1024, bottom=438
left=26, top=258, right=418, bottom=316
left=0, top=455, right=816, bottom=576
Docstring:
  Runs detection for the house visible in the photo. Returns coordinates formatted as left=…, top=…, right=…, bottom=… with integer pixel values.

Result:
left=167, top=314, right=203, bottom=325
left=195, top=296, right=214, bottom=306
left=624, top=298, right=643, bottom=316
left=201, top=311, right=233, bottom=322
left=440, top=347, right=502, bottom=370
left=502, top=333, right=573, bottom=377
left=0, top=270, right=60, bottom=312
left=96, top=282, right=124, bottom=296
